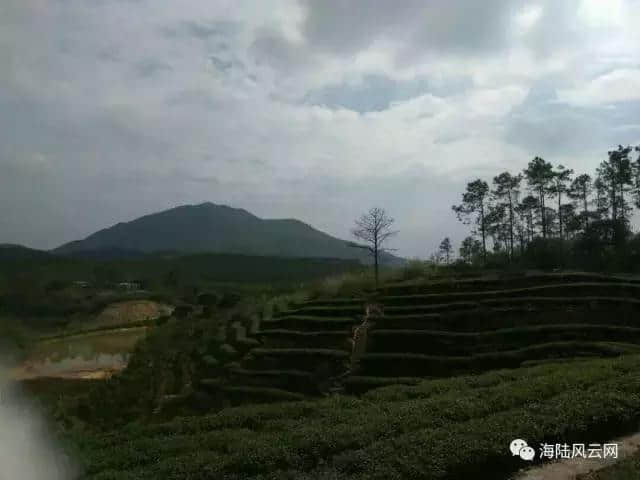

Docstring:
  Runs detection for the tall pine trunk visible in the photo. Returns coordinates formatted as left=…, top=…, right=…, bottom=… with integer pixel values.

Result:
left=508, top=194, right=514, bottom=259
left=557, top=190, right=563, bottom=240
left=480, top=202, right=487, bottom=262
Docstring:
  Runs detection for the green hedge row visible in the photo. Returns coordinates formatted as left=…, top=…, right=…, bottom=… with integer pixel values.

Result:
left=256, top=329, right=352, bottom=350
left=73, top=355, right=640, bottom=479
left=373, top=302, right=640, bottom=331
left=367, top=324, right=640, bottom=355
left=383, top=295, right=640, bottom=316
left=358, top=341, right=640, bottom=377
left=224, top=368, right=319, bottom=394
left=377, top=273, right=639, bottom=296
left=263, top=316, right=359, bottom=331
left=383, top=300, right=480, bottom=315
left=291, top=298, right=365, bottom=309
left=343, top=376, right=423, bottom=395
left=274, top=305, right=363, bottom=319
left=219, top=386, right=307, bottom=404
left=380, top=283, right=640, bottom=306
left=245, top=348, right=350, bottom=374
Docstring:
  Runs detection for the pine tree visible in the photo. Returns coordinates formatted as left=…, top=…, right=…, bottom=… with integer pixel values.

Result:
left=524, top=157, right=555, bottom=238
left=550, top=165, right=574, bottom=240
left=452, top=179, right=490, bottom=262
left=492, top=172, right=522, bottom=259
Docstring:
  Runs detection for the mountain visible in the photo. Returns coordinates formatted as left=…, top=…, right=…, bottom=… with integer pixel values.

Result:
left=0, top=244, right=52, bottom=261
left=53, top=203, right=404, bottom=265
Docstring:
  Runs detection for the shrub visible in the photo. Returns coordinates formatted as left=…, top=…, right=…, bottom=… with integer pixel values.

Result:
left=399, top=259, right=429, bottom=281
left=367, top=324, right=640, bottom=355
left=264, top=316, right=358, bottom=331
left=358, top=341, right=639, bottom=377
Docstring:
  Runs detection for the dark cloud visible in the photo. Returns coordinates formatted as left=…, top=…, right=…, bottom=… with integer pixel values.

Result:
left=249, top=28, right=312, bottom=74
left=160, top=20, right=240, bottom=40
left=209, top=56, right=233, bottom=71
left=2, top=0, right=640, bottom=257
left=434, top=132, right=469, bottom=145
left=96, top=45, right=122, bottom=62
left=505, top=81, right=640, bottom=159
left=302, top=0, right=523, bottom=59
left=135, top=59, right=173, bottom=77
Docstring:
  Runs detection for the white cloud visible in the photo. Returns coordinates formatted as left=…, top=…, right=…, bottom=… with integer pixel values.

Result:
left=558, top=69, right=640, bottom=106
left=2, top=0, right=640, bottom=257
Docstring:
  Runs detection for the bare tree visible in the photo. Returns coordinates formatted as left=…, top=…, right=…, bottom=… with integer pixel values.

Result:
left=351, top=207, right=398, bottom=285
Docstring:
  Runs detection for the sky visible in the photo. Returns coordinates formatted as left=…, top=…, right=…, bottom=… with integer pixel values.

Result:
left=1, top=0, right=640, bottom=258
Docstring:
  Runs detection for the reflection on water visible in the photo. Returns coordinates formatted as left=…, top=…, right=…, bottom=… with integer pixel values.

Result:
left=22, top=353, right=130, bottom=378
left=16, top=327, right=147, bottom=379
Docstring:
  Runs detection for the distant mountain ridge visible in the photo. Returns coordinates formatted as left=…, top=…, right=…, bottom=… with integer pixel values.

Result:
left=0, top=244, right=52, bottom=261
left=53, top=203, right=404, bottom=265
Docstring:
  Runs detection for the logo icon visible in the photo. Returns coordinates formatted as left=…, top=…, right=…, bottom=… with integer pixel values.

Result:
left=510, top=439, right=535, bottom=461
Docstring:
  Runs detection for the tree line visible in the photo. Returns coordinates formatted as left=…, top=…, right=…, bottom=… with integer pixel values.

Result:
left=452, top=145, right=640, bottom=269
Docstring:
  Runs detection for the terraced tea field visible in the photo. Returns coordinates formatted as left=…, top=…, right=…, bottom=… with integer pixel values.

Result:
left=54, top=273, right=640, bottom=478
left=203, top=273, right=640, bottom=400
left=73, top=354, right=640, bottom=479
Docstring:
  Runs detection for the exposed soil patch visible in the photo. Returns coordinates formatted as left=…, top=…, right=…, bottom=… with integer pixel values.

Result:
left=93, top=300, right=173, bottom=329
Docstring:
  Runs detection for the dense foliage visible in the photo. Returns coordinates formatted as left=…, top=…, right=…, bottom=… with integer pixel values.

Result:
left=452, top=145, right=640, bottom=272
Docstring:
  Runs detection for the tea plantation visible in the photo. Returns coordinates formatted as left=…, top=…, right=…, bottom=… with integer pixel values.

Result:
left=192, top=273, right=640, bottom=401
left=71, top=355, right=640, bottom=479
left=57, top=272, right=640, bottom=478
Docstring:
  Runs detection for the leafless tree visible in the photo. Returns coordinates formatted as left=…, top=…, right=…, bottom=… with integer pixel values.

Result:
left=350, top=207, right=398, bottom=285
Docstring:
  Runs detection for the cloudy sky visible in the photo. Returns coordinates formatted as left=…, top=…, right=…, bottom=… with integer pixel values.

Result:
left=2, top=0, right=640, bottom=257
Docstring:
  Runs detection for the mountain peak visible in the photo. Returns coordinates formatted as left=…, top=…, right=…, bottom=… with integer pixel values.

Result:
left=52, top=203, right=403, bottom=265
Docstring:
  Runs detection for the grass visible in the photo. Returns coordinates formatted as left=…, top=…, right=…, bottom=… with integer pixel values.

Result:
left=219, top=386, right=307, bottom=403
left=66, top=355, right=640, bottom=479
left=344, top=376, right=423, bottom=395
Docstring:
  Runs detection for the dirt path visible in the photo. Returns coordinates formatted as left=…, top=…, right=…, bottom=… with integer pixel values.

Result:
left=513, top=432, right=640, bottom=480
